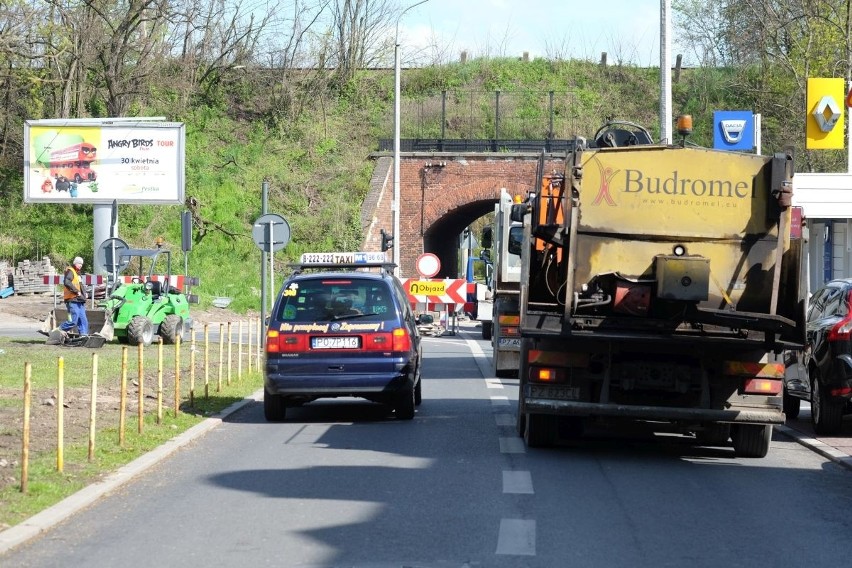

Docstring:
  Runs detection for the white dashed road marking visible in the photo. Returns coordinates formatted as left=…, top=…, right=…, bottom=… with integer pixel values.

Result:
left=462, top=328, right=538, bottom=560
left=496, top=519, right=536, bottom=556
left=502, top=470, right=534, bottom=494
left=494, top=413, right=515, bottom=426
left=499, top=437, right=526, bottom=454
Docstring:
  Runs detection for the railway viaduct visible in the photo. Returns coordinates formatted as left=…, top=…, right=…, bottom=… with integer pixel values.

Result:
left=361, top=153, right=565, bottom=278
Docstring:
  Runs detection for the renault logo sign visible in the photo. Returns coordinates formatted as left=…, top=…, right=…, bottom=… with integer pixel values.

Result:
left=720, top=119, right=747, bottom=143
left=812, top=95, right=841, bottom=132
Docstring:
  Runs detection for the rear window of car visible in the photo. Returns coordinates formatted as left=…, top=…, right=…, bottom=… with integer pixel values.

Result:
left=276, top=277, right=397, bottom=323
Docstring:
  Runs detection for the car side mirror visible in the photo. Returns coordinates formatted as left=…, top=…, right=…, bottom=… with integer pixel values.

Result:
left=416, top=314, right=434, bottom=325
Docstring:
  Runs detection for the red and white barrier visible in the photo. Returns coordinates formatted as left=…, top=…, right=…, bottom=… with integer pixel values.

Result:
left=44, top=274, right=198, bottom=289
left=43, top=274, right=105, bottom=286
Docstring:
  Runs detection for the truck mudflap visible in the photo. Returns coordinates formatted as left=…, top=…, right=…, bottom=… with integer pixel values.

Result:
left=523, top=399, right=785, bottom=425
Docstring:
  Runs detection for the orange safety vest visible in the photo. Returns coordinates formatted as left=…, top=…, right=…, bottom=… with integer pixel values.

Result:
left=62, top=266, right=82, bottom=301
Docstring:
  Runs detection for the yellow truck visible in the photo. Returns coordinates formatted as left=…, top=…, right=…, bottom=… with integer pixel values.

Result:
left=512, top=120, right=806, bottom=457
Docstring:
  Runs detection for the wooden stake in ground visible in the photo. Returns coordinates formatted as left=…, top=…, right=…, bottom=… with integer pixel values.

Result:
left=227, top=321, right=232, bottom=386
left=21, top=362, right=31, bottom=493
left=88, top=353, right=98, bottom=462
left=204, top=324, right=210, bottom=399
left=57, top=357, right=64, bottom=473
left=257, top=318, right=263, bottom=369
left=247, top=317, right=253, bottom=374
left=119, top=347, right=128, bottom=446
left=174, top=335, right=181, bottom=417
left=238, top=320, right=244, bottom=380
left=190, top=327, right=196, bottom=407
left=157, top=337, right=163, bottom=424
left=137, top=342, right=144, bottom=434
left=217, top=323, right=224, bottom=392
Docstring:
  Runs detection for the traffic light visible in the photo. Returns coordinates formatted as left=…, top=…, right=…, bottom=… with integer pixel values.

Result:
left=380, top=229, right=394, bottom=252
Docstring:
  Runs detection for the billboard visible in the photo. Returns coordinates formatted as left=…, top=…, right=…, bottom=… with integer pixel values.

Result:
left=24, top=120, right=185, bottom=204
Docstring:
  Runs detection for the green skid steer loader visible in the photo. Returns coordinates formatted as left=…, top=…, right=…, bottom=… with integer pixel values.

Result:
left=98, top=246, right=194, bottom=346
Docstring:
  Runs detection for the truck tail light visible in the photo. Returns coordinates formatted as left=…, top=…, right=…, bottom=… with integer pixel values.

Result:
left=529, top=366, right=566, bottom=383
left=742, top=378, right=782, bottom=395
left=499, top=315, right=520, bottom=326
left=723, top=360, right=783, bottom=395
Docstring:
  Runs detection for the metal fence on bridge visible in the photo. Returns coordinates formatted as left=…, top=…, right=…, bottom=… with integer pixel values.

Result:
left=378, top=90, right=580, bottom=152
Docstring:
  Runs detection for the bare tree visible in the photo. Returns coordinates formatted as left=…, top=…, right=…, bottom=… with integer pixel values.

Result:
left=167, top=0, right=276, bottom=101
left=327, top=0, right=395, bottom=85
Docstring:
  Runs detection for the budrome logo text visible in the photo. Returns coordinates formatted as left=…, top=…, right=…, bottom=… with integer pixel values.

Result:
left=621, top=169, right=751, bottom=199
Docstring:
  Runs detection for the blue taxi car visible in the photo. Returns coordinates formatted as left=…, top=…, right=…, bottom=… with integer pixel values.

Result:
left=264, top=253, right=422, bottom=421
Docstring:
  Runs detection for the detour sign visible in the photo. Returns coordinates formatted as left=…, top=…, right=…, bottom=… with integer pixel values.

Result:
left=402, top=278, right=467, bottom=305
left=408, top=280, right=446, bottom=295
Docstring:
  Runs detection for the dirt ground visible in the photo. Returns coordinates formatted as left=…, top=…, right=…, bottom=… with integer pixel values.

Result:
left=0, top=293, right=254, bottom=515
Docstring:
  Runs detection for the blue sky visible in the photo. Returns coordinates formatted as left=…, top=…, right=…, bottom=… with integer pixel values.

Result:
left=399, top=0, right=685, bottom=66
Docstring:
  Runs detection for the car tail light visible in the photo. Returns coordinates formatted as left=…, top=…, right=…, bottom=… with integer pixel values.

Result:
left=266, top=330, right=308, bottom=353
left=742, top=378, right=782, bottom=395
left=392, top=328, right=412, bottom=352
left=828, top=292, right=852, bottom=340
left=830, top=386, right=852, bottom=397
left=266, top=329, right=280, bottom=353
left=361, top=329, right=411, bottom=352
left=362, top=332, right=392, bottom=351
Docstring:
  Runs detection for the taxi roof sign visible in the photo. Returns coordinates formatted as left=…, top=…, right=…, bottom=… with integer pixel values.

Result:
left=299, top=252, right=388, bottom=265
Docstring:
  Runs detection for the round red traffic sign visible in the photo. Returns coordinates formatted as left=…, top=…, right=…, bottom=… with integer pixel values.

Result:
left=416, top=253, right=440, bottom=278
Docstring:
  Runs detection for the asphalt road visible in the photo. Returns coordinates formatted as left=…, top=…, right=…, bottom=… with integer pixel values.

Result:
left=3, top=325, right=852, bottom=567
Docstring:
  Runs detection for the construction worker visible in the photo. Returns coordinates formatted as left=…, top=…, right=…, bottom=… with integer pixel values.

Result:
left=59, top=256, right=89, bottom=335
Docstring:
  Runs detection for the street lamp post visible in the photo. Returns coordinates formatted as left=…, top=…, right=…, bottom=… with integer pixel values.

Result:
left=394, top=0, right=429, bottom=277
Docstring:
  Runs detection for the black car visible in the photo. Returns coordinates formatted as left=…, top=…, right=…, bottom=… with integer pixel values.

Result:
left=263, top=253, right=422, bottom=421
left=784, top=278, right=852, bottom=434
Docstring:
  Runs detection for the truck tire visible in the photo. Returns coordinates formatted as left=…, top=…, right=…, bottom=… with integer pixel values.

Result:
left=127, top=316, right=154, bottom=346
left=731, top=424, right=771, bottom=458
left=782, top=384, right=801, bottom=419
left=482, top=320, right=493, bottom=341
left=524, top=413, right=557, bottom=447
left=159, top=314, right=183, bottom=344
left=263, top=389, right=287, bottom=422
left=811, top=374, right=843, bottom=435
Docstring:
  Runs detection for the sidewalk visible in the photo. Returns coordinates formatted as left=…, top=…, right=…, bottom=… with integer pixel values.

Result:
left=776, top=409, right=852, bottom=470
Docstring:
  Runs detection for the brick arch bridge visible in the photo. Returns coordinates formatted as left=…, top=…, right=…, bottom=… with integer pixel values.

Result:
left=362, top=153, right=564, bottom=278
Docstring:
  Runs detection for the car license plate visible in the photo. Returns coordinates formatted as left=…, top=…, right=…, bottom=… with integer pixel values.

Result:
left=528, top=385, right=580, bottom=400
left=311, top=336, right=360, bottom=349
left=498, top=338, right=521, bottom=348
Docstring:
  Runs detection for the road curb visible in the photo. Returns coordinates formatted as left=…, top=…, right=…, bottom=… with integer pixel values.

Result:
left=0, top=389, right=263, bottom=556
left=776, top=424, right=852, bottom=471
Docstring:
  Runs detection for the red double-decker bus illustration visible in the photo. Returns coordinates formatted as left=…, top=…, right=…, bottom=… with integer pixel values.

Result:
left=49, top=142, right=97, bottom=183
